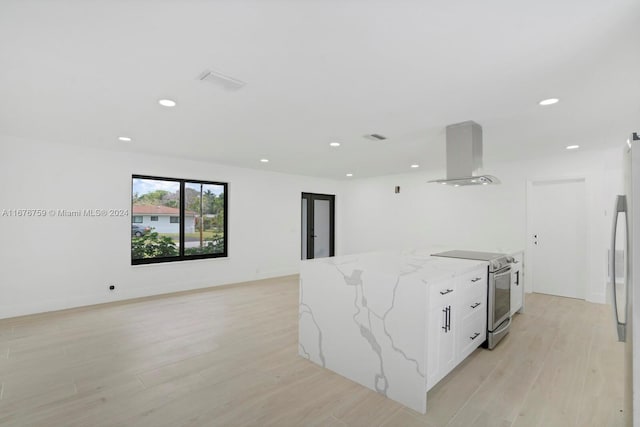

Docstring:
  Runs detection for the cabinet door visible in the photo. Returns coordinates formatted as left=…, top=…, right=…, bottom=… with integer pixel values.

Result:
left=510, top=252, right=524, bottom=315
left=440, top=304, right=457, bottom=375
left=427, top=303, right=456, bottom=389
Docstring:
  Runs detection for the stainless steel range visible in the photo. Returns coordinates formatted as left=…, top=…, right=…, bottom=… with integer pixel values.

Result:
left=432, top=250, right=512, bottom=349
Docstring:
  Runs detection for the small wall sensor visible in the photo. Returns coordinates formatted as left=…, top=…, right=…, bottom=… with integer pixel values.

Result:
left=395, top=186, right=400, bottom=194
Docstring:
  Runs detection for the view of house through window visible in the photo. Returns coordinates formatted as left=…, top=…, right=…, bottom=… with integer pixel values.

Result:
left=185, top=182, right=226, bottom=256
left=131, top=176, right=227, bottom=264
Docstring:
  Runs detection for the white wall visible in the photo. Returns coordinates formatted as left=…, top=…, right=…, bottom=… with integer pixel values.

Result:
left=0, top=136, right=342, bottom=319
left=0, top=134, right=625, bottom=319
left=339, top=147, right=624, bottom=304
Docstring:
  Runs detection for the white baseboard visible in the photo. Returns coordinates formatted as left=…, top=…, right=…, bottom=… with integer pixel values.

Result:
left=0, top=271, right=299, bottom=320
left=587, top=292, right=607, bottom=304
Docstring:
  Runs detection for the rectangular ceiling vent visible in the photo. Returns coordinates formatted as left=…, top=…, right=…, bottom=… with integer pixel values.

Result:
left=363, top=133, right=388, bottom=141
left=198, top=69, right=246, bottom=91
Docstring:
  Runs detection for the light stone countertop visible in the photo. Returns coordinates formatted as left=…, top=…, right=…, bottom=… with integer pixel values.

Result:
left=299, top=249, right=488, bottom=413
left=302, top=248, right=488, bottom=284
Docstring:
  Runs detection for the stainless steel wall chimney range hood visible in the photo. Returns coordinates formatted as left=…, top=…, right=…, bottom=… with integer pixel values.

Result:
left=428, top=121, right=500, bottom=186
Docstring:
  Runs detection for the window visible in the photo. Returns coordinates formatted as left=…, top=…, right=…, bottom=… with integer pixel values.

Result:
left=131, top=175, right=228, bottom=264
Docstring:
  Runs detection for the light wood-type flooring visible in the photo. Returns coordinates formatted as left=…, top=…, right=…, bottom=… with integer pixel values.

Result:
left=0, top=276, right=625, bottom=426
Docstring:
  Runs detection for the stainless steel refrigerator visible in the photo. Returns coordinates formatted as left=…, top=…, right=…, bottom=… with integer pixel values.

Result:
left=611, top=132, right=640, bottom=426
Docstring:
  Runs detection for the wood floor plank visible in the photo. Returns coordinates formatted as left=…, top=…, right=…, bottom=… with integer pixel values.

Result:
left=420, top=347, right=501, bottom=426
left=512, top=334, right=591, bottom=426
left=0, top=277, right=625, bottom=427
left=575, top=324, right=626, bottom=427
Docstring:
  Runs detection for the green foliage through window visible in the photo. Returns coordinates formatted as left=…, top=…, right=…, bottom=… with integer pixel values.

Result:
left=132, top=231, right=179, bottom=259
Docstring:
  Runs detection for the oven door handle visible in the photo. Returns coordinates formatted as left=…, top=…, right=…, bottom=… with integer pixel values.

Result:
left=492, top=317, right=512, bottom=335
left=493, top=266, right=511, bottom=276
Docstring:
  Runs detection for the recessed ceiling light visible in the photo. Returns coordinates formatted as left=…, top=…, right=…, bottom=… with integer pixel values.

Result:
left=453, top=184, right=460, bottom=187
left=260, top=158, right=269, bottom=163
left=330, top=142, right=341, bottom=147
left=118, top=136, right=132, bottom=142
left=158, top=99, right=177, bottom=107
left=410, top=164, right=419, bottom=168
left=482, top=182, right=489, bottom=186
left=539, top=98, right=559, bottom=106
left=346, top=173, right=353, bottom=177
left=566, top=145, right=580, bottom=150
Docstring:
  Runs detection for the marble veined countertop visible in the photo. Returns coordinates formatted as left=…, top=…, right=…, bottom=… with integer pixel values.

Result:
left=302, top=248, right=487, bottom=284
left=299, top=249, right=488, bottom=413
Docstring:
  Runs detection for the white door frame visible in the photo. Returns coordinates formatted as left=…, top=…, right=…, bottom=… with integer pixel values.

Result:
left=525, top=176, right=589, bottom=296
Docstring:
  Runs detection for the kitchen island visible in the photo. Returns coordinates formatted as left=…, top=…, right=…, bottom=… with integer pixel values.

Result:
left=298, top=249, right=488, bottom=413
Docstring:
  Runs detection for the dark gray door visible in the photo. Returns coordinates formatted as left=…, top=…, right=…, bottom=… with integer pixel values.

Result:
left=302, top=193, right=335, bottom=259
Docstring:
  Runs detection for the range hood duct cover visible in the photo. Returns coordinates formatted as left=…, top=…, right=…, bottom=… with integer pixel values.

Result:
left=428, top=120, right=500, bottom=186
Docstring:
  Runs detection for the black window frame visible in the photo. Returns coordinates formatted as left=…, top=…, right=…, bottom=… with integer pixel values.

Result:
left=169, top=216, right=180, bottom=224
left=132, top=215, right=143, bottom=223
left=131, top=174, right=228, bottom=265
left=150, top=216, right=159, bottom=222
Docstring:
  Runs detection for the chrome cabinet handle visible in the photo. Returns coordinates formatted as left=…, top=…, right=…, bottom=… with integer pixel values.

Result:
left=471, top=277, right=482, bottom=282
left=439, top=289, right=453, bottom=295
left=442, top=306, right=451, bottom=332
left=470, top=332, right=480, bottom=340
left=470, top=302, right=481, bottom=309
left=441, top=306, right=452, bottom=332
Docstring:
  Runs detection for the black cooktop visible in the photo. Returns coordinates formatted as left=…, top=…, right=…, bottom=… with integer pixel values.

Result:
left=431, top=250, right=506, bottom=261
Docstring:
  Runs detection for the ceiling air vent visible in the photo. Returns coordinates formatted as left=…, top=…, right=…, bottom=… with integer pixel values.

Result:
left=198, top=69, right=246, bottom=91
left=363, top=134, right=388, bottom=141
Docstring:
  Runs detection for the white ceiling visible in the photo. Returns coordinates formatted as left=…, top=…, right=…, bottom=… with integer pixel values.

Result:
left=1, top=0, right=638, bottom=179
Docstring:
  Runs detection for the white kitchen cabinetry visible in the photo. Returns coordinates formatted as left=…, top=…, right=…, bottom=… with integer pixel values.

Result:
left=427, top=280, right=457, bottom=388
left=456, top=268, right=487, bottom=362
left=426, top=265, right=487, bottom=390
left=510, top=251, right=524, bottom=315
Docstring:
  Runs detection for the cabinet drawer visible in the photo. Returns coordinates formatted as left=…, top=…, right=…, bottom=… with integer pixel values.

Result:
left=458, top=267, right=487, bottom=292
left=460, top=289, right=486, bottom=319
left=458, top=309, right=486, bottom=362
left=429, top=280, right=456, bottom=308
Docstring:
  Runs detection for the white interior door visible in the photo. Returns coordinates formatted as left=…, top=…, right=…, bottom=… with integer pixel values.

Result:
left=528, top=178, right=588, bottom=299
